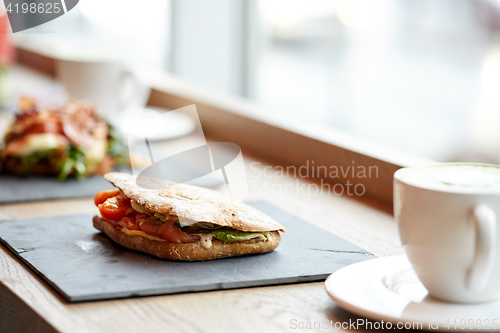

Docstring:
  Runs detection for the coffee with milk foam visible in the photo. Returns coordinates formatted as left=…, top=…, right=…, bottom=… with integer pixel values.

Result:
left=397, top=164, right=500, bottom=192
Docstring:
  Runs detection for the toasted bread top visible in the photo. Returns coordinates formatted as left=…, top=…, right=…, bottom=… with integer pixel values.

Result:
left=104, top=172, right=286, bottom=232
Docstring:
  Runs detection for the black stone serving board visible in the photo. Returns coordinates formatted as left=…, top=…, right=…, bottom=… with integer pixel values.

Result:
left=0, top=174, right=114, bottom=203
left=0, top=201, right=374, bottom=302
left=0, top=171, right=222, bottom=203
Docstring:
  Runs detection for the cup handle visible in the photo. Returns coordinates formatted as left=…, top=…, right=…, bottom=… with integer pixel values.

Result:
left=116, top=69, right=144, bottom=113
left=467, top=205, right=497, bottom=291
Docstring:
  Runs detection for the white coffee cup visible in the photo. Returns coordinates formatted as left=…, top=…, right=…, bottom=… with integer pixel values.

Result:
left=56, top=59, right=150, bottom=121
left=394, top=163, right=500, bottom=303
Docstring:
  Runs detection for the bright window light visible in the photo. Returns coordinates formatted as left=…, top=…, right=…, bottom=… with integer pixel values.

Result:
left=259, top=0, right=335, bottom=27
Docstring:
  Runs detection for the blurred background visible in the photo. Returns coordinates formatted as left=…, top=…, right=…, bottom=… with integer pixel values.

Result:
left=11, top=0, right=500, bottom=163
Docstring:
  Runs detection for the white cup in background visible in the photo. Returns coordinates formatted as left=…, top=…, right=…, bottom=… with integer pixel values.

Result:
left=56, top=59, right=150, bottom=121
left=394, top=163, right=500, bottom=303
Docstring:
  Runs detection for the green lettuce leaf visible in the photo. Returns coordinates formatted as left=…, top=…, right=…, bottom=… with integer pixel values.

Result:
left=20, top=149, right=57, bottom=169
left=205, top=228, right=268, bottom=242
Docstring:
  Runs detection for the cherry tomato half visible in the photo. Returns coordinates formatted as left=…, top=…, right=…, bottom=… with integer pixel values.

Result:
left=98, top=195, right=131, bottom=221
left=94, top=189, right=120, bottom=206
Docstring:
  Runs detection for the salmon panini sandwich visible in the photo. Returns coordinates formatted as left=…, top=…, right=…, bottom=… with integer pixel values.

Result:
left=93, top=172, right=286, bottom=261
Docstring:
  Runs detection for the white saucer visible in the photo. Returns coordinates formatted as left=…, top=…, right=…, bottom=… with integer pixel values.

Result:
left=325, top=255, right=500, bottom=332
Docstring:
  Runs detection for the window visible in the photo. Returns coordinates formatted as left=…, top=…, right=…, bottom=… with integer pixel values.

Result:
left=252, top=0, right=500, bottom=163
left=16, top=0, right=171, bottom=69
left=15, top=0, right=500, bottom=163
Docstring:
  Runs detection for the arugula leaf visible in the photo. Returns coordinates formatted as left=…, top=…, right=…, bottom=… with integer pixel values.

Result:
left=58, top=157, right=74, bottom=181
left=57, top=146, right=86, bottom=181
left=106, top=123, right=128, bottom=167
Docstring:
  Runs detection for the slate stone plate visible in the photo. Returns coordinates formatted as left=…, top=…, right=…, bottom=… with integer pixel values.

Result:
left=0, top=201, right=374, bottom=302
left=0, top=175, right=114, bottom=203
left=0, top=171, right=222, bottom=204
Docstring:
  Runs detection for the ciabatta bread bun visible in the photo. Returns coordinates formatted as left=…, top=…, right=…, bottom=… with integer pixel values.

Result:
left=93, top=216, right=281, bottom=261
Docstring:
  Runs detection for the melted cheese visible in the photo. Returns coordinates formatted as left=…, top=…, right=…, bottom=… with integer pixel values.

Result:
left=84, top=137, right=106, bottom=163
left=130, top=200, right=151, bottom=214
left=199, top=234, right=214, bottom=249
left=131, top=201, right=179, bottom=220
left=8, top=133, right=66, bottom=156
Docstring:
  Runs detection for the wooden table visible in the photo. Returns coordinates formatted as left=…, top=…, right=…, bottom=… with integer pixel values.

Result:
left=0, top=63, right=403, bottom=333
